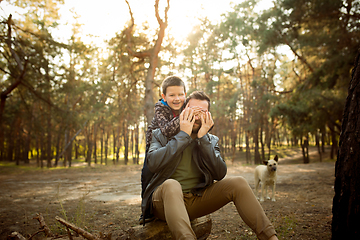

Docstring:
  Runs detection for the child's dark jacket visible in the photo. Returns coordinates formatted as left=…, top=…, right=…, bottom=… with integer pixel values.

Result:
left=145, top=99, right=181, bottom=148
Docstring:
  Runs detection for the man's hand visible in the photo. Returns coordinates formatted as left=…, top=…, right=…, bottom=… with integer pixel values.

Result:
left=180, top=107, right=195, bottom=136
left=197, top=111, right=214, bottom=138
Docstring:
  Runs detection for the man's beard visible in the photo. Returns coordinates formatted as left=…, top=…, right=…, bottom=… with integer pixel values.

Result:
left=192, top=122, right=201, bottom=133
left=192, top=128, right=200, bottom=134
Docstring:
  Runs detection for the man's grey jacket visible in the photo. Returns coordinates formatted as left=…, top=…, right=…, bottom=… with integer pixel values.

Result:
left=141, top=128, right=227, bottom=222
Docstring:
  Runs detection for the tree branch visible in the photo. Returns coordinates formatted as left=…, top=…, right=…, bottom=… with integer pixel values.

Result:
left=6, top=14, right=24, bottom=72
left=55, top=216, right=100, bottom=240
left=279, top=31, right=314, bottom=73
left=124, top=0, right=170, bottom=60
left=33, top=213, right=54, bottom=237
left=153, top=0, right=170, bottom=55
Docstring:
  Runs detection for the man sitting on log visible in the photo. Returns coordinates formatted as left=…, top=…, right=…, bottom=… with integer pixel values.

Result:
left=141, top=91, right=278, bottom=240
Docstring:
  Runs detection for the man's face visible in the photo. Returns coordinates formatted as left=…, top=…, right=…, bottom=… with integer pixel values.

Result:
left=187, top=98, right=209, bottom=133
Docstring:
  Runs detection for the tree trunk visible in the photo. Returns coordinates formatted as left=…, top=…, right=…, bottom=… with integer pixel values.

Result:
left=47, top=106, right=52, bottom=168
left=93, top=123, right=97, bottom=164
left=321, top=126, right=326, bottom=153
left=124, top=0, right=170, bottom=126
left=40, top=129, right=44, bottom=168
left=15, top=128, right=20, bottom=165
left=134, top=124, right=140, bottom=164
left=301, top=136, right=309, bottom=164
left=24, top=129, right=30, bottom=164
left=67, top=132, right=73, bottom=168
left=131, top=129, right=135, bottom=163
left=119, top=216, right=212, bottom=240
left=327, top=121, right=338, bottom=159
left=245, top=131, right=251, bottom=164
left=63, top=131, right=68, bottom=167
left=46, top=63, right=52, bottom=168
left=113, top=129, right=116, bottom=163
left=254, top=127, right=261, bottom=164
left=332, top=51, right=360, bottom=239
left=123, top=121, right=129, bottom=165
left=231, top=120, right=236, bottom=163
left=316, top=131, right=322, bottom=162
left=85, top=125, right=93, bottom=166
left=260, top=120, right=265, bottom=161
left=75, top=142, right=79, bottom=160
left=331, top=127, right=338, bottom=160
left=54, top=130, right=62, bottom=167
left=115, top=125, right=121, bottom=163
left=36, top=135, right=40, bottom=167
left=100, top=126, right=104, bottom=164
left=104, top=131, right=108, bottom=165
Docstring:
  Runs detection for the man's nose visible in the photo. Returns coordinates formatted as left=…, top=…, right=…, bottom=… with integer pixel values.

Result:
left=195, top=114, right=201, bottom=120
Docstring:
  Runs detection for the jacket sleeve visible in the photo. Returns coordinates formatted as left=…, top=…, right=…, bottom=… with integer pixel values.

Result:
left=159, top=117, right=180, bottom=138
left=147, top=129, right=192, bottom=173
left=197, top=133, right=227, bottom=181
left=153, top=105, right=180, bottom=138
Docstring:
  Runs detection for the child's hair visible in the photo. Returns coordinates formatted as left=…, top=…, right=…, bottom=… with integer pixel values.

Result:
left=162, top=76, right=186, bottom=95
left=184, top=91, right=211, bottom=111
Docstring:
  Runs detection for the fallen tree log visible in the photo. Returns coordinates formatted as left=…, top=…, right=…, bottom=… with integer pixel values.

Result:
left=118, top=216, right=212, bottom=240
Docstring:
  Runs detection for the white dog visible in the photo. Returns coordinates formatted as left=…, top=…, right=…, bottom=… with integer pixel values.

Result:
left=254, top=155, right=278, bottom=202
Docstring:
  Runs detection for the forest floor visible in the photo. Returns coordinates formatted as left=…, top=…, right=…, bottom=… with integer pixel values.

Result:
left=0, top=146, right=335, bottom=239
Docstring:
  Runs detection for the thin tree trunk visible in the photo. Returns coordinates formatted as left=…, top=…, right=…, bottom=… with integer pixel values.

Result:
left=123, top=122, right=129, bottom=165
left=63, top=131, right=68, bottom=167
left=321, top=126, right=326, bottom=153
left=245, top=131, right=251, bottom=164
left=260, top=120, right=265, bottom=161
left=93, top=123, right=97, bottom=164
left=105, top=131, right=108, bottom=165
left=135, top=124, right=140, bottom=164
left=47, top=105, right=52, bottom=168
left=331, top=128, right=338, bottom=160
left=301, top=136, right=310, bottom=164
left=113, top=129, right=116, bottom=163
left=40, top=130, right=44, bottom=168
left=254, top=127, right=261, bottom=164
left=46, top=63, right=52, bottom=168
left=36, top=135, right=40, bottom=167
left=100, top=126, right=104, bottom=164
left=24, top=129, right=30, bottom=164
left=68, top=133, right=73, bottom=167
left=15, top=126, right=20, bottom=165
left=316, top=131, right=322, bottom=162
left=86, top=125, right=93, bottom=167
left=54, top=130, right=62, bottom=167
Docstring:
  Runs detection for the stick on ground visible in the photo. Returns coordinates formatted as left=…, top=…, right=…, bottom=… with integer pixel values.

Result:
left=33, top=213, right=54, bottom=237
left=55, top=216, right=100, bottom=240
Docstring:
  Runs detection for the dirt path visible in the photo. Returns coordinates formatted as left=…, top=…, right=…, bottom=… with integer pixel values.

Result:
left=0, top=155, right=335, bottom=239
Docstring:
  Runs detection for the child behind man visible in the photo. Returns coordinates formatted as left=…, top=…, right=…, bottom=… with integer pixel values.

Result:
left=140, top=76, right=187, bottom=224
left=145, top=76, right=187, bottom=149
